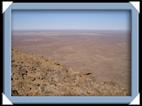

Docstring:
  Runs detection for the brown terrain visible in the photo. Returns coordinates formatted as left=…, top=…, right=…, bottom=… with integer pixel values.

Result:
left=12, top=31, right=131, bottom=96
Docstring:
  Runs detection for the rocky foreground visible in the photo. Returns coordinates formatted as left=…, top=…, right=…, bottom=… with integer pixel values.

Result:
left=12, top=48, right=129, bottom=96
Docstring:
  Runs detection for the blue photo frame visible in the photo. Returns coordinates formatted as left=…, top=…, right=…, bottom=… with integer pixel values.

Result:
left=3, top=2, right=139, bottom=104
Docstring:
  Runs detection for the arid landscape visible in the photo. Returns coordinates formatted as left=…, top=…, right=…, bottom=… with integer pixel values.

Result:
left=12, top=30, right=131, bottom=96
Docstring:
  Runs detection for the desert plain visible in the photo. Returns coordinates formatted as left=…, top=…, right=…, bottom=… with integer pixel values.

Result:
left=12, top=30, right=131, bottom=96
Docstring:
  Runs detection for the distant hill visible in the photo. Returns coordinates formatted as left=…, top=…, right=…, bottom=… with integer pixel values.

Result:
left=12, top=48, right=129, bottom=96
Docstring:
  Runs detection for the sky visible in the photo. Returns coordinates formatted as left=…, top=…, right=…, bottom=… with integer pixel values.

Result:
left=12, top=10, right=130, bottom=31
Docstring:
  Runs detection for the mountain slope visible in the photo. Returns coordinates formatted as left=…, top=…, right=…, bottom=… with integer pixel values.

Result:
left=12, top=48, right=129, bottom=96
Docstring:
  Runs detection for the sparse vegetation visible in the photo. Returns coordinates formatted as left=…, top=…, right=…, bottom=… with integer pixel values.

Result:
left=12, top=48, right=129, bottom=96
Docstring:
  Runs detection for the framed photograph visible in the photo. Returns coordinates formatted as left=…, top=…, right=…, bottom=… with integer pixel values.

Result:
left=3, top=2, right=139, bottom=104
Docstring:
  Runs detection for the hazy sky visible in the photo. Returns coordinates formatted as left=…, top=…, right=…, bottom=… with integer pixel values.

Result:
left=12, top=10, right=130, bottom=31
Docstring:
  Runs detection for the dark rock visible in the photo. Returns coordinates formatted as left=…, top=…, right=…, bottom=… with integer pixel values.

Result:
left=12, top=90, right=19, bottom=96
left=84, top=73, right=92, bottom=75
left=12, top=60, right=15, bottom=62
left=37, top=84, right=40, bottom=86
